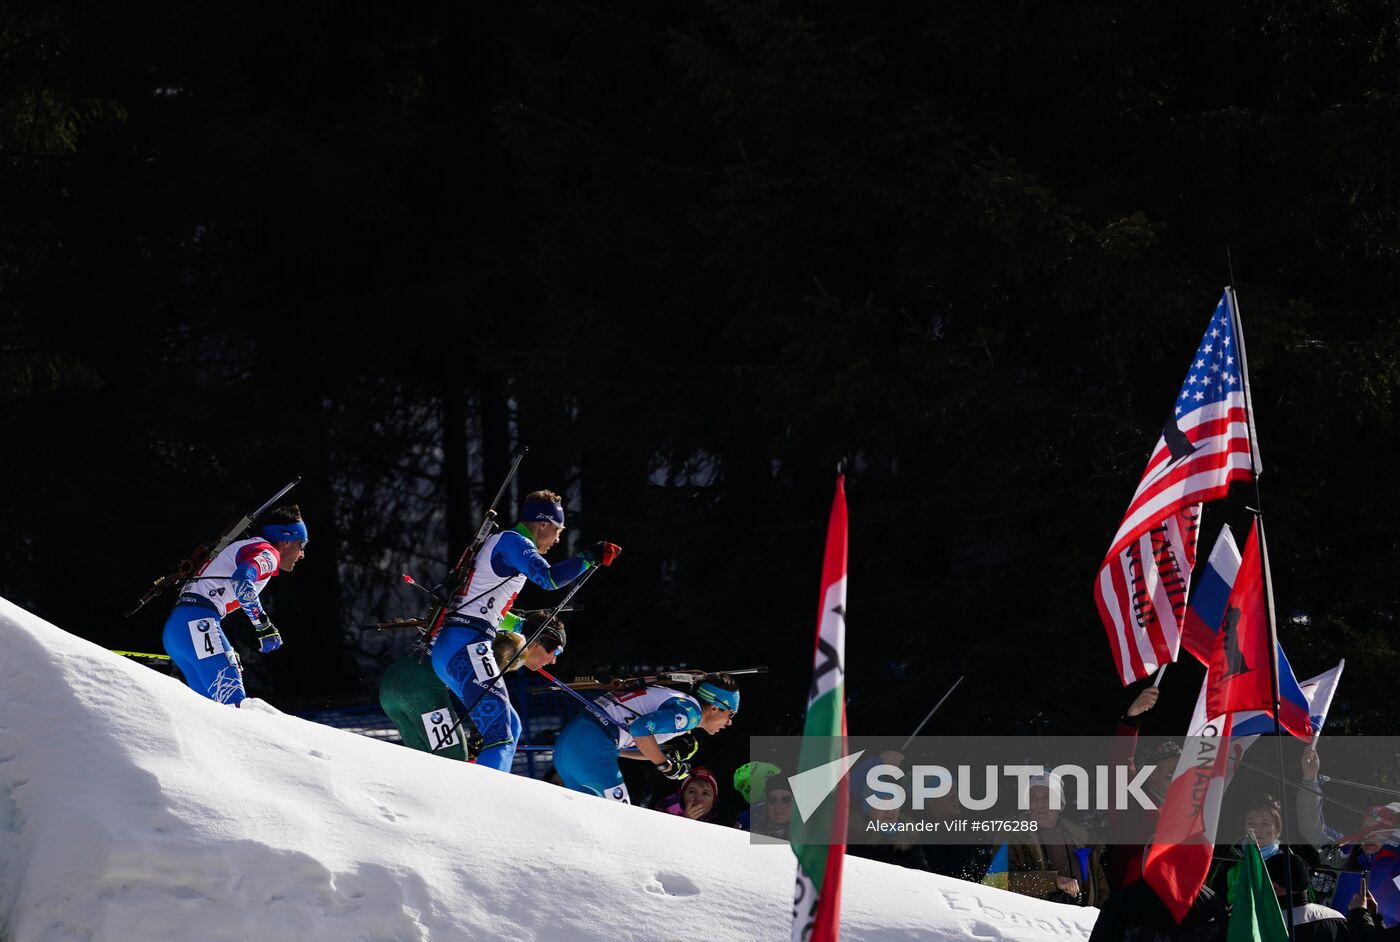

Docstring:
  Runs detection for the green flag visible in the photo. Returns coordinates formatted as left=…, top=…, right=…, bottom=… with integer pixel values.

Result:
left=1228, top=844, right=1288, bottom=942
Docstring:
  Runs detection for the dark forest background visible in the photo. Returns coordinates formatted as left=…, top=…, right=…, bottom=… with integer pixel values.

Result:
left=3, top=1, right=1399, bottom=748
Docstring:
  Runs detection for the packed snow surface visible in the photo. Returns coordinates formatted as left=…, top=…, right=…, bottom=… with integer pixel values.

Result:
left=0, top=596, right=1097, bottom=940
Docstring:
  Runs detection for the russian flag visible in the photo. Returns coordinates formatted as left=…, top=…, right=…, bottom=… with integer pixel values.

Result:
left=1182, top=526, right=1240, bottom=665
left=1191, top=661, right=1342, bottom=740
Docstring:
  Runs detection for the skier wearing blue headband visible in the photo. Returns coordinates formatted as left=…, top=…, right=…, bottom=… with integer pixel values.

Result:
left=431, top=488, right=621, bottom=773
left=161, top=505, right=308, bottom=706
left=552, top=673, right=739, bottom=804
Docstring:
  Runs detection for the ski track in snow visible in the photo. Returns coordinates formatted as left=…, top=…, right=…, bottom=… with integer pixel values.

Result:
left=0, top=596, right=1098, bottom=941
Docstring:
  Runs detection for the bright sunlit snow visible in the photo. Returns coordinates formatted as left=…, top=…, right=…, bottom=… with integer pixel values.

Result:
left=0, top=596, right=1097, bottom=941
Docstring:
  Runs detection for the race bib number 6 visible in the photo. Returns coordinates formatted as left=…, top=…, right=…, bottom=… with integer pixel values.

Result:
left=468, top=642, right=501, bottom=686
left=187, top=618, right=226, bottom=660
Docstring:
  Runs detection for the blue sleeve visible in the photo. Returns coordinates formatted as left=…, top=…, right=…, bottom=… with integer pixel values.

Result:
left=231, top=562, right=270, bottom=629
left=627, top=697, right=701, bottom=739
left=491, top=530, right=590, bottom=590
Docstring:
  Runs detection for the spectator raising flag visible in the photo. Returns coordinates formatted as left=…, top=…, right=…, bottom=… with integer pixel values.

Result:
left=1094, top=290, right=1258, bottom=685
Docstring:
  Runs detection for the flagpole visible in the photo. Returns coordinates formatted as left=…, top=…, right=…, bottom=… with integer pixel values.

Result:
left=1226, top=284, right=1265, bottom=481
left=1255, top=516, right=1295, bottom=940
left=1228, top=273, right=1294, bottom=939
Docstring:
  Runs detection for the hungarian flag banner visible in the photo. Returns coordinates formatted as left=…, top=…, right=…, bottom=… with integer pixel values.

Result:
left=1094, top=290, right=1258, bottom=684
left=791, top=474, right=850, bottom=942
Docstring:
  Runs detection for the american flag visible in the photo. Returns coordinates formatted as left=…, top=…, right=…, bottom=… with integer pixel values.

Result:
left=1094, top=290, right=1257, bottom=685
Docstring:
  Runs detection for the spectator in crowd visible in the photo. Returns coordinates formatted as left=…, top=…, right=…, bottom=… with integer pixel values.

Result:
left=655, top=766, right=722, bottom=823
left=733, top=761, right=783, bottom=831
left=1269, top=851, right=1349, bottom=942
left=748, top=774, right=794, bottom=841
left=1350, top=884, right=1399, bottom=940
left=1210, top=794, right=1348, bottom=939
left=1108, top=684, right=1179, bottom=891
left=1298, top=745, right=1400, bottom=876
left=1008, top=772, right=1109, bottom=907
left=844, top=750, right=932, bottom=870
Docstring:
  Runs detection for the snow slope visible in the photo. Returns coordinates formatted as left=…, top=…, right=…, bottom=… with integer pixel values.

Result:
left=0, top=596, right=1097, bottom=941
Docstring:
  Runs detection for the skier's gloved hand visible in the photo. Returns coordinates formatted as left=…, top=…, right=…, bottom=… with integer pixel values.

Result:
left=667, top=733, right=699, bottom=762
left=581, top=542, right=622, bottom=567
left=254, top=622, right=283, bottom=653
left=655, top=757, right=691, bottom=781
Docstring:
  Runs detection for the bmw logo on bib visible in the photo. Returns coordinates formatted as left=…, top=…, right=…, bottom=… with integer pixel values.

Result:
left=475, top=643, right=488, bottom=655
left=430, top=712, right=443, bottom=724
left=612, top=787, right=624, bottom=800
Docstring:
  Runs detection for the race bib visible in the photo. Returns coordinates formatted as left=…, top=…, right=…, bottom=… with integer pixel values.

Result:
left=420, top=709, right=459, bottom=752
left=187, top=618, right=225, bottom=660
left=607, top=783, right=632, bottom=805
left=468, top=642, right=502, bottom=686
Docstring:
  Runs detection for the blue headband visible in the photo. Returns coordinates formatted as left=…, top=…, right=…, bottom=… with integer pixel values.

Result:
left=261, top=521, right=308, bottom=545
left=696, top=682, right=739, bottom=714
left=520, top=497, right=565, bottom=526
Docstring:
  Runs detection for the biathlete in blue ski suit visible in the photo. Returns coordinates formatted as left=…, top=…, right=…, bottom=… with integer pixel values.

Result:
left=161, top=507, right=308, bottom=706
left=553, top=675, right=740, bottom=804
left=430, top=490, right=619, bottom=773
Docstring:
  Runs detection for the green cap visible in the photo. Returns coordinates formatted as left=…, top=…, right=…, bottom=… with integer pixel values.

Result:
left=733, top=761, right=783, bottom=803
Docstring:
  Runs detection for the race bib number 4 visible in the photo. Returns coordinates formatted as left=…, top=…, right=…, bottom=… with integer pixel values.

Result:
left=187, top=618, right=226, bottom=660
left=420, top=709, right=459, bottom=752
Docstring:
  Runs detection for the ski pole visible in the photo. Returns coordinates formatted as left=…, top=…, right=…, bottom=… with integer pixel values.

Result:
left=125, top=476, right=301, bottom=617
left=901, top=674, right=965, bottom=750
left=446, top=565, right=601, bottom=742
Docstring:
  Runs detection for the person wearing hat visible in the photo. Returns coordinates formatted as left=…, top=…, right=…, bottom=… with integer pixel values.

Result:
left=430, top=489, right=618, bottom=773
left=752, top=774, right=796, bottom=840
left=551, top=673, right=739, bottom=804
left=1007, top=772, right=1110, bottom=907
left=733, top=761, right=783, bottom=832
left=656, top=766, right=721, bottom=822
left=161, top=504, right=308, bottom=706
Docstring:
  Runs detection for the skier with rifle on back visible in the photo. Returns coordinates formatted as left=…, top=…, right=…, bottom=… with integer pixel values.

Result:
left=550, top=672, right=740, bottom=804
left=160, top=504, right=308, bottom=706
left=430, top=488, right=619, bottom=773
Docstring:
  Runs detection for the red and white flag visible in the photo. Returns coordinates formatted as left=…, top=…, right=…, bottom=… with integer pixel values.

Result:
left=1142, top=696, right=1237, bottom=922
left=1094, top=291, right=1258, bottom=684
left=790, top=474, right=850, bottom=942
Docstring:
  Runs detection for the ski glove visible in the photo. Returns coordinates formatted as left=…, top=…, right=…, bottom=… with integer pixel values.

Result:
left=581, top=542, right=622, bottom=567
left=254, top=622, right=283, bottom=653
left=667, top=733, right=699, bottom=762
left=655, top=757, right=691, bottom=781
